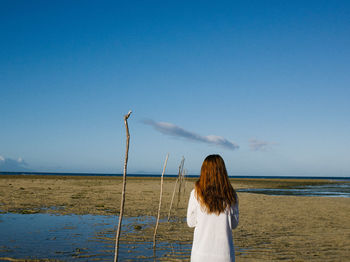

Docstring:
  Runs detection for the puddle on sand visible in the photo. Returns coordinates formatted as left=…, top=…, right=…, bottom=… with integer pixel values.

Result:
left=237, top=183, right=350, bottom=197
left=0, top=213, right=191, bottom=261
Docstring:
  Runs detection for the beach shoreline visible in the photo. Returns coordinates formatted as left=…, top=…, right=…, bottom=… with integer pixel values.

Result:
left=1, top=175, right=349, bottom=261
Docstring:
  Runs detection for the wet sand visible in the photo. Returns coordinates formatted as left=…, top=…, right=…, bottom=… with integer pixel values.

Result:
left=0, top=175, right=349, bottom=261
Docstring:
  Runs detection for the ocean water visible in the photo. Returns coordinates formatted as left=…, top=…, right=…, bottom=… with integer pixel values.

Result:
left=1, top=171, right=349, bottom=181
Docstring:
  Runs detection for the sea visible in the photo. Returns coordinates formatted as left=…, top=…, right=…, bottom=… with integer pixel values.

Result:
left=1, top=171, right=350, bottom=180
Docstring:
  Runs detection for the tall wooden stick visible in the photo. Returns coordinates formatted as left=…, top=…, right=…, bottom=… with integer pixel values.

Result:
left=177, top=157, right=185, bottom=208
left=168, top=177, right=179, bottom=222
left=183, top=169, right=187, bottom=195
left=153, top=153, right=169, bottom=248
left=114, top=110, right=132, bottom=262
left=167, top=157, right=184, bottom=222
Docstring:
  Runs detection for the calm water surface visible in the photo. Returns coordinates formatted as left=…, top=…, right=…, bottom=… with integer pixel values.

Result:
left=0, top=213, right=191, bottom=261
left=237, top=183, right=350, bottom=197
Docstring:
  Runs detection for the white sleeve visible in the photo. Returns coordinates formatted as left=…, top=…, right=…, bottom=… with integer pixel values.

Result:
left=231, top=200, right=239, bottom=229
left=187, top=189, right=197, bottom=228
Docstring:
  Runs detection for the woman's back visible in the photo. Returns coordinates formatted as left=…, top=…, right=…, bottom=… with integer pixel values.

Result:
left=187, top=189, right=239, bottom=262
left=187, top=155, right=239, bottom=262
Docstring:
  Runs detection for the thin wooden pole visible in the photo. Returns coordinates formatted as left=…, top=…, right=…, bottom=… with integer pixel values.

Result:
left=176, top=157, right=185, bottom=208
left=168, top=177, right=178, bottom=222
left=183, top=169, right=187, bottom=195
left=167, top=157, right=184, bottom=222
left=114, top=110, right=132, bottom=262
left=153, top=153, right=169, bottom=249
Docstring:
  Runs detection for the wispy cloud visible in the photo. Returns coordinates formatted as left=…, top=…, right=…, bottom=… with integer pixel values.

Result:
left=144, top=120, right=239, bottom=150
left=249, top=139, right=277, bottom=151
left=0, top=155, right=29, bottom=171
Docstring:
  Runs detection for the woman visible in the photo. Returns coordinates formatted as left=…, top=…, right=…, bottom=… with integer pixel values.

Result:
left=187, top=154, right=239, bottom=262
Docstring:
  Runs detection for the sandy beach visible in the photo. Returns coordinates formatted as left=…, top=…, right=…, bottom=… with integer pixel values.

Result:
left=0, top=175, right=349, bottom=261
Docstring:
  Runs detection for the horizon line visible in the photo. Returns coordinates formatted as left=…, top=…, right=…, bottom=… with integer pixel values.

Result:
left=0, top=171, right=349, bottom=180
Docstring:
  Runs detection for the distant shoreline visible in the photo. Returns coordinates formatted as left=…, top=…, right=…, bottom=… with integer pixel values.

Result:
left=0, top=171, right=349, bottom=180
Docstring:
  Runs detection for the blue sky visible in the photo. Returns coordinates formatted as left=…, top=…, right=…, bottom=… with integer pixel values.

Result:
left=1, top=0, right=349, bottom=176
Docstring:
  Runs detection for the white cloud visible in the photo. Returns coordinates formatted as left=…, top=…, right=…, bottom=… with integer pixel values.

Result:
left=249, top=139, right=277, bottom=151
left=0, top=155, right=29, bottom=171
left=144, top=120, right=239, bottom=150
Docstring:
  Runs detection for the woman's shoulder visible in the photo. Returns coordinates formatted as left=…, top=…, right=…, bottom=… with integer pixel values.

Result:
left=190, top=188, right=196, bottom=198
left=190, top=188, right=200, bottom=203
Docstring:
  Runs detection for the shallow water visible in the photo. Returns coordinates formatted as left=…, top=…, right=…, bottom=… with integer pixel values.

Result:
left=0, top=213, right=191, bottom=261
left=237, top=183, right=350, bottom=197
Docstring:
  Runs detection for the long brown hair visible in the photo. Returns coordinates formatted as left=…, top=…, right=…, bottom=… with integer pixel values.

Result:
left=195, top=154, right=237, bottom=215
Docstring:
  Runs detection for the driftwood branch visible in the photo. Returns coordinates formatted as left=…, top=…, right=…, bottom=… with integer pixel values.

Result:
left=153, top=153, right=169, bottom=249
left=114, top=110, right=132, bottom=262
left=168, top=157, right=185, bottom=222
left=183, top=169, right=187, bottom=195
left=176, top=157, right=185, bottom=208
left=168, top=176, right=178, bottom=222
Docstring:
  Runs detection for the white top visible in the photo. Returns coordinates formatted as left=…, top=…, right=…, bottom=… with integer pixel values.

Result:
left=187, top=189, right=239, bottom=262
